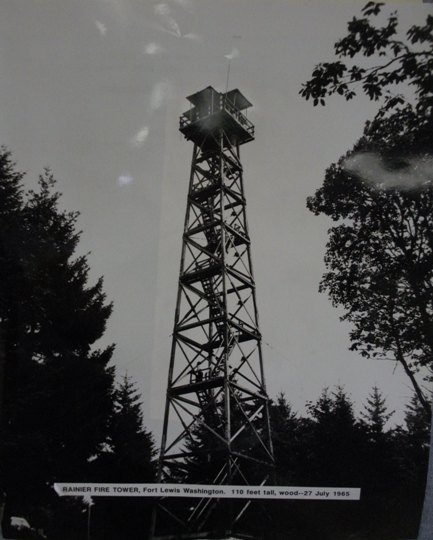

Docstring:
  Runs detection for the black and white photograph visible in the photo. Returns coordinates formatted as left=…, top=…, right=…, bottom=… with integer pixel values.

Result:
left=0, top=0, right=433, bottom=539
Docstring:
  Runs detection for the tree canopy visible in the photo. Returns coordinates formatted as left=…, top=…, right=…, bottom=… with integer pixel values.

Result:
left=300, top=1, right=433, bottom=113
left=303, top=2, right=433, bottom=412
left=0, top=148, right=116, bottom=530
left=90, top=376, right=157, bottom=540
left=266, top=386, right=428, bottom=540
left=301, top=4, right=433, bottom=539
left=0, top=149, right=156, bottom=539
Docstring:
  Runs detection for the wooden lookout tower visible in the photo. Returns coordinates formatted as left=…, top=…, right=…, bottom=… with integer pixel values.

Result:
left=151, top=86, right=274, bottom=539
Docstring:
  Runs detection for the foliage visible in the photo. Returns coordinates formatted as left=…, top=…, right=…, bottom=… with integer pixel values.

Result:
left=268, top=386, right=430, bottom=540
left=311, top=150, right=433, bottom=405
left=307, top=127, right=433, bottom=413
left=361, top=385, right=394, bottom=442
left=92, top=374, right=156, bottom=483
left=90, top=376, right=157, bottom=540
left=154, top=379, right=428, bottom=539
left=301, top=5, right=433, bottom=538
left=0, top=149, right=160, bottom=539
left=303, top=3, right=433, bottom=412
left=269, top=393, right=307, bottom=485
left=0, top=147, right=159, bottom=540
left=300, top=2, right=433, bottom=113
left=0, top=148, right=112, bottom=536
left=304, top=386, right=366, bottom=487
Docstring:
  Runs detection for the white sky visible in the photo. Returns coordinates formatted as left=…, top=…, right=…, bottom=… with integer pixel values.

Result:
left=1, top=0, right=432, bottom=439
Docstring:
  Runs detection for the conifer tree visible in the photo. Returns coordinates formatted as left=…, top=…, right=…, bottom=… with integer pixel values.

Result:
left=361, top=386, right=394, bottom=443
left=270, top=393, right=304, bottom=484
left=305, top=386, right=364, bottom=486
left=94, top=374, right=156, bottom=482
left=90, top=376, right=156, bottom=540
left=0, top=149, right=115, bottom=533
left=402, top=395, right=430, bottom=479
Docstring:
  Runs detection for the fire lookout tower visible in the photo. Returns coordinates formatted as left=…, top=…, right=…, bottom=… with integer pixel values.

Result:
left=152, top=86, right=274, bottom=539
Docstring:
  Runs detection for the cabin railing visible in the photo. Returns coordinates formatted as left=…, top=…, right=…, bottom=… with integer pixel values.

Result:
left=179, top=95, right=254, bottom=138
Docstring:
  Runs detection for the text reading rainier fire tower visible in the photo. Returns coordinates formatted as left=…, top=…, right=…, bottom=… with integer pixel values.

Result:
left=154, top=86, right=274, bottom=538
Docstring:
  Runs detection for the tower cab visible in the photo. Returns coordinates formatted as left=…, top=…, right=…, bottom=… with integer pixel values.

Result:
left=179, top=86, right=254, bottom=148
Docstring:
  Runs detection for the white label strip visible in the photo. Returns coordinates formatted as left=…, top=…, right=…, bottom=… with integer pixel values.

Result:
left=54, top=483, right=360, bottom=500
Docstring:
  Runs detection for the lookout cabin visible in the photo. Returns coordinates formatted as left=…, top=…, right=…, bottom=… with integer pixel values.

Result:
left=179, top=86, right=254, bottom=147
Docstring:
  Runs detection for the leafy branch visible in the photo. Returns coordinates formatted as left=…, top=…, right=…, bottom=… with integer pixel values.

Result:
left=300, top=2, right=433, bottom=106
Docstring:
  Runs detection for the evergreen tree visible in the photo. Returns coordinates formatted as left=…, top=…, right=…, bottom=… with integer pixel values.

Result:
left=382, top=396, right=431, bottom=539
left=361, top=386, right=394, bottom=443
left=0, top=150, right=23, bottom=434
left=269, top=394, right=317, bottom=540
left=401, top=395, right=430, bottom=484
left=90, top=375, right=156, bottom=540
left=357, top=388, right=407, bottom=539
left=303, top=387, right=365, bottom=539
left=94, top=374, right=156, bottom=483
left=270, top=393, right=304, bottom=485
left=408, top=395, right=433, bottom=540
left=305, top=386, right=363, bottom=483
left=0, top=149, right=115, bottom=536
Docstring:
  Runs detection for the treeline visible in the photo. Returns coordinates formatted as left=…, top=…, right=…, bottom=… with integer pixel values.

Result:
left=156, top=386, right=429, bottom=540
left=268, top=387, right=429, bottom=540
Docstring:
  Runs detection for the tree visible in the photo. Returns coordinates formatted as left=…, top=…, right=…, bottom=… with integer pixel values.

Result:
left=94, top=374, right=156, bottom=483
left=401, top=395, right=430, bottom=480
left=300, top=387, right=367, bottom=539
left=305, top=386, right=365, bottom=486
left=0, top=149, right=24, bottom=526
left=0, top=149, right=115, bottom=535
left=301, top=3, right=433, bottom=538
left=358, top=388, right=407, bottom=537
left=90, top=375, right=156, bottom=540
left=306, top=107, right=433, bottom=412
left=300, top=2, right=433, bottom=113
left=269, top=393, right=305, bottom=485
left=361, top=386, right=394, bottom=443
left=401, top=395, right=432, bottom=540
left=301, top=4, right=433, bottom=409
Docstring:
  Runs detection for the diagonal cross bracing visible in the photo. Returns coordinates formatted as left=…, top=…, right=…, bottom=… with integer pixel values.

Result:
left=152, top=87, right=274, bottom=540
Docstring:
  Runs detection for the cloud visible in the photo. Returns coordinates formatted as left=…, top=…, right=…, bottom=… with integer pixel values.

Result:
left=118, top=174, right=134, bottom=186
left=224, top=46, right=239, bottom=60
left=144, top=42, right=163, bottom=55
left=343, top=152, right=433, bottom=190
left=150, top=82, right=171, bottom=111
left=95, top=20, right=107, bottom=36
left=131, top=126, right=150, bottom=147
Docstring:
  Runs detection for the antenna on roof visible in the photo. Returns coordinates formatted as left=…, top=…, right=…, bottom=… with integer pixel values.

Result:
left=225, top=57, right=231, bottom=94
left=224, top=46, right=239, bottom=93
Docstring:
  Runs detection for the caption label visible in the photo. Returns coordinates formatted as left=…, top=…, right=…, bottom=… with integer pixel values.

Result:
left=54, top=483, right=360, bottom=500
